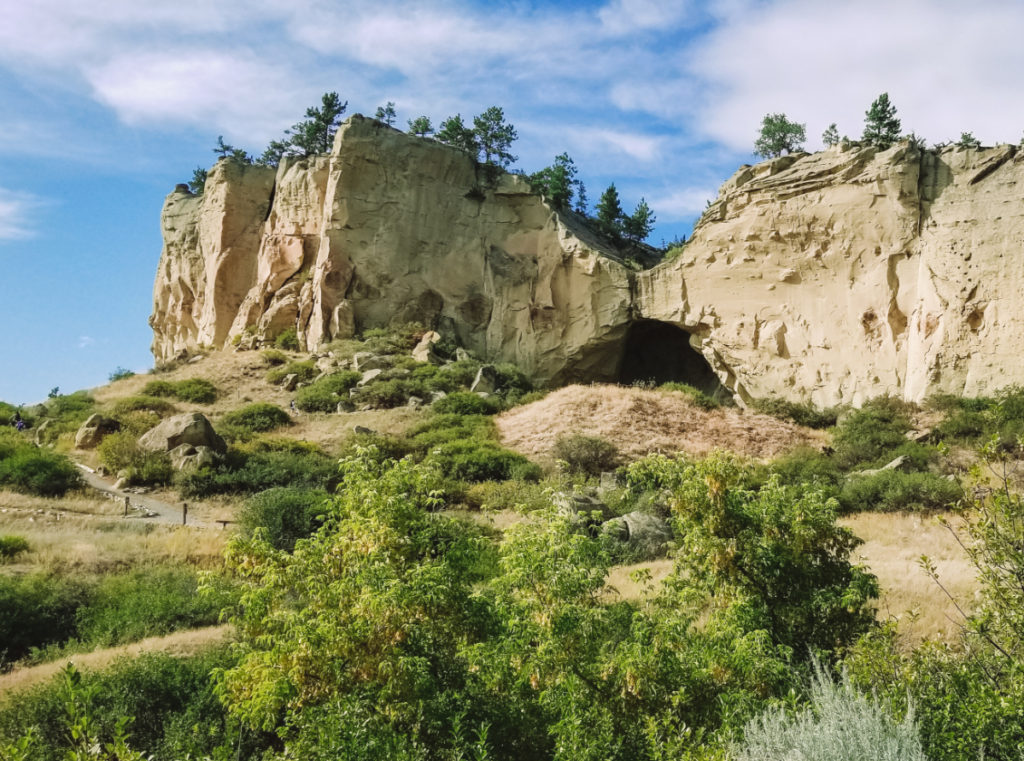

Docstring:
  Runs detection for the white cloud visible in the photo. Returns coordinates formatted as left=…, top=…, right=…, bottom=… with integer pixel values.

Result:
left=571, top=128, right=664, bottom=162
left=598, top=0, right=695, bottom=35
left=649, top=186, right=719, bottom=221
left=85, top=50, right=307, bottom=143
left=0, top=188, right=45, bottom=240
left=77, top=336, right=96, bottom=349
left=688, top=0, right=1024, bottom=150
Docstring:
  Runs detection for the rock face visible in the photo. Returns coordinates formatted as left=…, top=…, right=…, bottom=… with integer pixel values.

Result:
left=74, top=414, right=120, bottom=449
left=152, top=122, right=1024, bottom=404
left=138, top=413, right=226, bottom=454
left=638, top=141, right=1024, bottom=406
left=151, top=116, right=631, bottom=385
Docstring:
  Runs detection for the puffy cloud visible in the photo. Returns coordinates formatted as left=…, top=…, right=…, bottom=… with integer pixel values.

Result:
left=649, top=186, right=719, bottom=221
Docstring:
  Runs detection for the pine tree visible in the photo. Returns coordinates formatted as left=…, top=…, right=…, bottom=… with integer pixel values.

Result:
left=287, top=92, right=348, bottom=155
left=529, top=153, right=579, bottom=211
left=188, top=167, right=208, bottom=195
left=472, top=106, right=518, bottom=168
left=407, top=116, right=433, bottom=137
left=862, top=93, right=901, bottom=150
left=596, top=184, right=624, bottom=240
left=822, top=123, right=840, bottom=147
left=623, top=198, right=656, bottom=245
left=435, top=114, right=478, bottom=155
left=375, top=101, right=397, bottom=126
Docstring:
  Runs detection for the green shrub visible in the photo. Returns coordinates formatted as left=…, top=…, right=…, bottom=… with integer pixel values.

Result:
left=838, top=470, right=962, bottom=513
left=218, top=403, right=291, bottom=438
left=736, top=662, right=927, bottom=761
left=261, top=348, right=288, bottom=365
left=295, top=371, right=363, bottom=412
left=110, top=395, right=176, bottom=417
left=96, top=432, right=173, bottom=486
left=266, top=360, right=316, bottom=384
left=832, top=397, right=916, bottom=469
left=241, top=487, right=330, bottom=551
left=172, top=378, right=217, bottom=403
left=0, top=534, right=29, bottom=561
left=463, top=479, right=555, bottom=512
left=0, top=573, right=90, bottom=667
left=360, top=322, right=425, bottom=355
left=425, top=440, right=537, bottom=482
left=108, top=367, right=135, bottom=382
left=407, top=414, right=496, bottom=449
left=75, top=567, right=236, bottom=648
left=552, top=433, right=621, bottom=476
left=176, top=448, right=338, bottom=498
left=659, top=382, right=720, bottom=410
left=752, top=396, right=840, bottom=429
left=433, top=391, right=502, bottom=415
left=140, top=379, right=175, bottom=397
left=0, top=446, right=81, bottom=496
left=351, top=378, right=426, bottom=409
left=275, top=327, right=300, bottom=351
left=770, top=446, right=842, bottom=489
left=341, top=433, right=417, bottom=463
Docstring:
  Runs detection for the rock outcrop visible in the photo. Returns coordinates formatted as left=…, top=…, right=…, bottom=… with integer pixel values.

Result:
left=638, top=141, right=1024, bottom=406
left=151, top=119, right=1024, bottom=405
left=151, top=116, right=631, bottom=386
left=138, top=412, right=226, bottom=454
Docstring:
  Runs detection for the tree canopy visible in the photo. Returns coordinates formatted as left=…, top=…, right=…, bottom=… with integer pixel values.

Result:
left=754, top=113, right=807, bottom=158
left=862, top=93, right=901, bottom=149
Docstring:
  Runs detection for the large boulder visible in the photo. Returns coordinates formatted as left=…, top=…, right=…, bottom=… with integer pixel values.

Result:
left=138, top=412, right=226, bottom=453
left=74, top=414, right=120, bottom=449
left=168, top=443, right=219, bottom=471
left=601, top=511, right=673, bottom=560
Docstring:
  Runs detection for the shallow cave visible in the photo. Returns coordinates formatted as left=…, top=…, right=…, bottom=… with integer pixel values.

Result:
left=617, top=320, right=728, bottom=397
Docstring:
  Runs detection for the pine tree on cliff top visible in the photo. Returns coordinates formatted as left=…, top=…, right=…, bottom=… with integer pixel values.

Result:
left=862, top=93, right=901, bottom=150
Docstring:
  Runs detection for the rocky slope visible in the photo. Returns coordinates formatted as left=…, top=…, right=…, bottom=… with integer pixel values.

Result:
left=152, top=120, right=1024, bottom=404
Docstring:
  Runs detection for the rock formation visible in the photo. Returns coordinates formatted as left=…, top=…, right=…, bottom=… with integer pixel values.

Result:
left=151, top=116, right=632, bottom=386
left=151, top=119, right=1024, bottom=405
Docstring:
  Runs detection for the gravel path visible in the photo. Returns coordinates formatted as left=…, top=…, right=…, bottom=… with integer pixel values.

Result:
left=75, top=464, right=214, bottom=529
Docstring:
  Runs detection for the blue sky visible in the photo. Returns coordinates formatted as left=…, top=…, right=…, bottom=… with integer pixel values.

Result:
left=2, top=0, right=1023, bottom=404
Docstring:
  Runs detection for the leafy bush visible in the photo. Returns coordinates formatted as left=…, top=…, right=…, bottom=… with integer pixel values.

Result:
left=351, top=378, right=423, bottom=409
left=407, top=414, right=495, bottom=449
left=266, top=360, right=316, bottom=384
left=75, top=567, right=236, bottom=648
left=171, top=378, right=217, bottom=403
left=0, top=534, right=29, bottom=561
left=433, top=391, right=502, bottom=415
left=463, top=479, right=555, bottom=512
left=838, top=469, right=962, bottom=513
left=140, top=379, right=175, bottom=397
left=770, top=446, right=842, bottom=489
left=241, top=487, right=330, bottom=551
left=108, top=367, right=135, bottom=382
left=96, top=432, right=173, bottom=486
left=425, top=439, right=538, bottom=482
left=552, top=433, right=620, bottom=476
left=832, top=397, right=917, bottom=469
left=0, top=573, right=89, bottom=667
left=218, top=403, right=291, bottom=440
left=0, top=442, right=81, bottom=496
left=275, top=327, right=300, bottom=351
left=261, top=348, right=288, bottom=365
left=177, top=448, right=338, bottom=498
left=659, top=382, right=720, bottom=410
left=295, top=371, right=363, bottom=412
left=736, top=662, right=927, bottom=761
left=360, top=322, right=425, bottom=355
left=752, top=396, right=840, bottom=429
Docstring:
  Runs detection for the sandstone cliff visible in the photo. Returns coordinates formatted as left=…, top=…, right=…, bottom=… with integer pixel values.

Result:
left=152, top=121, right=1024, bottom=405
left=151, top=116, right=632, bottom=386
left=638, top=141, right=1024, bottom=406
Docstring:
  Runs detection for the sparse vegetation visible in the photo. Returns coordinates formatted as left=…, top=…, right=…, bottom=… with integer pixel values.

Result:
left=755, top=112, right=807, bottom=157
left=141, top=378, right=217, bottom=404
left=552, top=433, right=620, bottom=476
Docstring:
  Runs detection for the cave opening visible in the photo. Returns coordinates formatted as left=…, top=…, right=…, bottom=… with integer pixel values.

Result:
left=617, top=320, right=728, bottom=397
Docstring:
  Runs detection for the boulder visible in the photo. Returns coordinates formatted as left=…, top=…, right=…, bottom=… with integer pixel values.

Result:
left=601, top=511, right=673, bottom=560
left=353, top=425, right=377, bottom=436
left=353, top=352, right=390, bottom=371
left=357, top=368, right=384, bottom=386
left=33, top=419, right=52, bottom=446
left=281, top=373, right=299, bottom=391
left=169, top=443, right=219, bottom=471
left=412, top=331, right=442, bottom=364
left=552, top=491, right=615, bottom=522
left=849, top=454, right=912, bottom=478
left=74, top=414, right=120, bottom=449
left=138, top=412, right=226, bottom=453
left=470, top=365, right=499, bottom=394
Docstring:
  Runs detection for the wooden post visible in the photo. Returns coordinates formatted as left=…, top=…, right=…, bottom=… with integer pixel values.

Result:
left=124, top=496, right=129, bottom=517
left=182, top=503, right=188, bottom=526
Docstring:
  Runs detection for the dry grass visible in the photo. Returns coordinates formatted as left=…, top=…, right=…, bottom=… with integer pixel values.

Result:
left=0, top=491, right=227, bottom=572
left=496, top=384, right=826, bottom=465
left=605, top=559, right=674, bottom=602
left=0, top=625, right=233, bottom=696
left=840, top=511, right=980, bottom=645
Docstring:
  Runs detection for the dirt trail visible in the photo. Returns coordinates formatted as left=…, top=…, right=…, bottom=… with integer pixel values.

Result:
left=0, top=625, right=233, bottom=696
left=75, top=464, right=215, bottom=529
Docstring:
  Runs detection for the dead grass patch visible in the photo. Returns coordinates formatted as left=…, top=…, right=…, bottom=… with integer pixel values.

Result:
left=496, top=384, right=826, bottom=465
left=840, top=511, right=979, bottom=646
left=0, top=625, right=233, bottom=696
